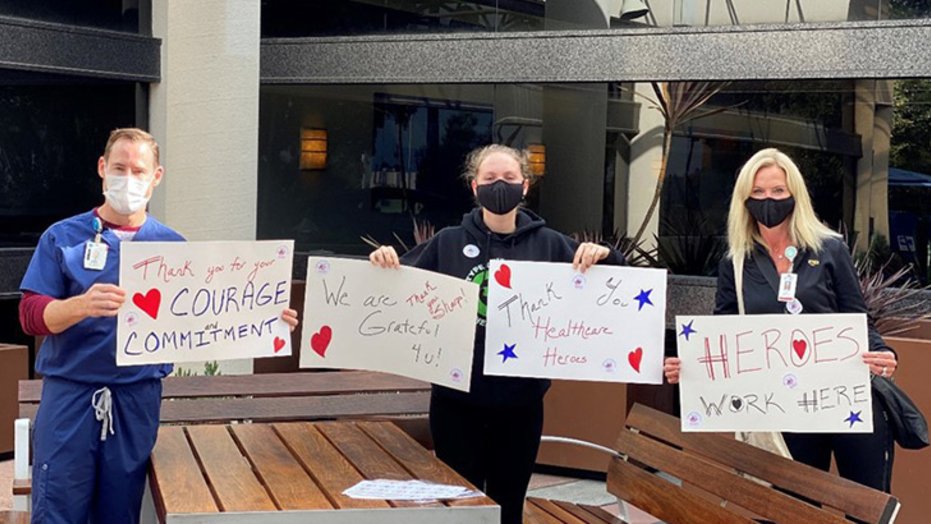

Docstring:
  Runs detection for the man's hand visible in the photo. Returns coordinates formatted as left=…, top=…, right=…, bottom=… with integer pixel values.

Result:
left=44, top=283, right=126, bottom=334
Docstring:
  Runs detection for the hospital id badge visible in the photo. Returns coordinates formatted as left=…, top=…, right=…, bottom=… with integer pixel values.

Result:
left=84, top=241, right=108, bottom=271
left=777, top=272, right=797, bottom=302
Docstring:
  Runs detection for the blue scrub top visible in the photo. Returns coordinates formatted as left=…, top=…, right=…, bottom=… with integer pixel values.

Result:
left=21, top=209, right=184, bottom=385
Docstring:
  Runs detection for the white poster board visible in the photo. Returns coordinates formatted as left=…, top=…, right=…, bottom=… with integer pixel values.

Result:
left=300, top=257, right=479, bottom=392
left=484, top=260, right=667, bottom=384
left=117, top=241, right=294, bottom=365
left=676, top=314, right=873, bottom=432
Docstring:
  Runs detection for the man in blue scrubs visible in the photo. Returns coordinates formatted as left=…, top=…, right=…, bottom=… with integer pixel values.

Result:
left=19, top=128, right=179, bottom=524
left=19, top=128, right=298, bottom=523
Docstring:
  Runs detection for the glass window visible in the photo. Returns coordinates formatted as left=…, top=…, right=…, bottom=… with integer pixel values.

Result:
left=0, top=0, right=141, bottom=33
left=261, top=0, right=931, bottom=37
left=0, top=73, right=139, bottom=246
left=259, top=78, right=931, bottom=281
left=258, top=83, right=632, bottom=254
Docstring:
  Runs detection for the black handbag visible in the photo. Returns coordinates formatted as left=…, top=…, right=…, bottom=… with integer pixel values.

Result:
left=872, top=375, right=929, bottom=450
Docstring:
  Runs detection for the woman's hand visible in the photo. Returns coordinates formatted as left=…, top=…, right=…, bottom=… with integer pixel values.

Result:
left=862, top=350, right=897, bottom=378
left=369, top=245, right=401, bottom=269
left=572, top=242, right=611, bottom=273
left=664, top=357, right=681, bottom=384
left=280, top=308, right=299, bottom=332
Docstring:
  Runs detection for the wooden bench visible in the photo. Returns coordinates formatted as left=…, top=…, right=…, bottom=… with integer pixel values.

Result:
left=12, top=370, right=431, bottom=506
left=526, top=403, right=901, bottom=524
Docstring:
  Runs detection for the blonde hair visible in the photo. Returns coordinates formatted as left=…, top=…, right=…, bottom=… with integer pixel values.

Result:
left=726, top=148, right=839, bottom=261
left=103, top=128, right=160, bottom=166
left=461, top=144, right=534, bottom=185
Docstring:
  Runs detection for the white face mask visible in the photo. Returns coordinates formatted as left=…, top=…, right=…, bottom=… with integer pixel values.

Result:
left=103, top=174, right=152, bottom=215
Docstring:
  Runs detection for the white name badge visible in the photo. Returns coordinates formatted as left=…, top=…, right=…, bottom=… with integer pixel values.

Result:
left=84, top=241, right=108, bottom=271
left=777, top=272, right=798, bottom=302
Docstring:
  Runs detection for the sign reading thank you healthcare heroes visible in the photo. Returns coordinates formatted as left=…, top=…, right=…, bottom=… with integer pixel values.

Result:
left=485, top=260, right=667, bottom=384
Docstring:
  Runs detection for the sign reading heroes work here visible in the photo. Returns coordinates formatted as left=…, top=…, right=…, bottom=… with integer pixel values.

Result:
left=117, top=241, right=294, bottom=365
left=485, top=260, right=667, bottom=384
left=300, top=257, right=480, bottom=392
left=676, top=314, right=873, bottom=433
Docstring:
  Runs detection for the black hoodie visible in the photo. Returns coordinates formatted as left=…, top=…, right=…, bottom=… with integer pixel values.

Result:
left=401, top=207, right=625, bottom=407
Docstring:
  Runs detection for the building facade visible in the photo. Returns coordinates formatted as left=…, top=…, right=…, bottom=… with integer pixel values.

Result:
left=2, top=0, right=931, bottom=356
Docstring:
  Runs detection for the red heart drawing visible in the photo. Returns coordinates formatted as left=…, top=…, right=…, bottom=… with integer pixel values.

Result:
left=310, top=326, right=332, bottom=358
left=628, top=347, right=643, bottom=373
left=494, top=264, right=512, bottom=289
left=132, top=289, right=161, bottom=320
left=792, top=339, right=807, bottom=359
left=273, top=337, right=286, bottom=353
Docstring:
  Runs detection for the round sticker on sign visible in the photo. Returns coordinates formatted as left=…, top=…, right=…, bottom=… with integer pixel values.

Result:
left=572, top=274, right=586, bottom=289
left=463, top=244, right=480, bottom=258
left=686, top=411, right=703, bottom=428
left=276, top=244, right=290, bottom=260
left=315, top=260, right=331, bottom=275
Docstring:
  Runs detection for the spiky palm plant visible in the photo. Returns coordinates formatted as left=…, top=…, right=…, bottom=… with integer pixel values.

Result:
left=628, top=81, right=732, bottom=249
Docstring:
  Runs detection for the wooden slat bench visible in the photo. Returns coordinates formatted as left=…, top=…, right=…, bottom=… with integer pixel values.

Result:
left=13, top=371, right=432, bottom=503
left=525, top=497, right=624, bottom=524
left=527, top=403, right=901, bottom=524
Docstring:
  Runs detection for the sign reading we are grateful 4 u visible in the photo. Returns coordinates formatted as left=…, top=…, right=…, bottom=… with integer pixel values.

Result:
left=485, top=260, right=667, bottom=384
left=300, top=257, right=479, bottom=392
left=117, top=241, right=294, bottom=365
left=676, top=314, right=873, bottom=433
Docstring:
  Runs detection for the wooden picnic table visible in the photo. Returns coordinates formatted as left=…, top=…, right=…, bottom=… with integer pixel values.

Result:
left=145, top=420, right=500, bottom=523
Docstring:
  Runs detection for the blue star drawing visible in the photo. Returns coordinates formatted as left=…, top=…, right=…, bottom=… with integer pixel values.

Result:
left=844, top=410, right=864, bottom=428
left=498, top=343, right=518, bottom=363
left=679, top=320, right=697, bottom=341
left=634, top=289, right=654, bottom=311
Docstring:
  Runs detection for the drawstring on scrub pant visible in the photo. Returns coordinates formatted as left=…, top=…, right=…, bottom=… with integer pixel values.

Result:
left=92, top=387, right=115, bottom=441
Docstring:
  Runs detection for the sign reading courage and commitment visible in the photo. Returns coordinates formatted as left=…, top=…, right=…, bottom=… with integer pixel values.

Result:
left=117, top=241, right=294, bottom=365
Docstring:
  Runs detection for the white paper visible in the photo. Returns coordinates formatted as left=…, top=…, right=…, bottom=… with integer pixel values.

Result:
left=300, top=257, right=479, bottom=392
left=676, top=314, right=873, bottom=433
left=342, top=479, right=478, bottom=500
left=117, top=241, right=294, bottom=365
left=484, top=260, right=667, bottom=384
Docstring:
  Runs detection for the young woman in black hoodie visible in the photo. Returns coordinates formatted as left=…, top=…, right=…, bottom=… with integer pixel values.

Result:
left=371, top=144, right=624, bottom=524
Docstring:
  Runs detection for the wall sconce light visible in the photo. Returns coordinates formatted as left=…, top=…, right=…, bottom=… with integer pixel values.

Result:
left=300, top=128, right=327, bottom=170
left=527, top=144, right=546, bottom=177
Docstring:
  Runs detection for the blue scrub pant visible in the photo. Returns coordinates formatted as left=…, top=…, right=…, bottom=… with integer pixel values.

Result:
left=31, top=377, right=162, bottom=524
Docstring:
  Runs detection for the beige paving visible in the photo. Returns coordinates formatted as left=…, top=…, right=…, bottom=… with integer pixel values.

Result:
left=0, top=460, right=12, bottom=511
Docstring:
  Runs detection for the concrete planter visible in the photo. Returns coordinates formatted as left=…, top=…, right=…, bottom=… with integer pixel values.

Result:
left=885, top=335, right=931, bottom=524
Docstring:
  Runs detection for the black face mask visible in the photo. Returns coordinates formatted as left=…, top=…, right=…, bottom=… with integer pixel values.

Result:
left=745, top=196, right=796, bottom=228
left=475, top=180, right=524, bottom=215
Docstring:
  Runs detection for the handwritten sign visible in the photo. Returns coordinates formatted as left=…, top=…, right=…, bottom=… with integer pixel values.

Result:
left=484, top=260, right=667, bottom=384
left=300, top=257, right=479, bottom=392
left=117, top=241, right=294, bottom=365
left=676, top=314, right=873, bottom=433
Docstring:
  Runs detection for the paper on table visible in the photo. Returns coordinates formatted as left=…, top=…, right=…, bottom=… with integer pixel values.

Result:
left=342, top=479, right=480, bottom=500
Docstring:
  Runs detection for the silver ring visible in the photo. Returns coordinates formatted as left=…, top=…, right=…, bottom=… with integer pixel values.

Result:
left=881, top=366, right=888, bottom=377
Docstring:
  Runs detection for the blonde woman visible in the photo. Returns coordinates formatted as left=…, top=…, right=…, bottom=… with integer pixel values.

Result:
left=371, top=144, right=623, bottom=523
left=664, top=148, right=897, bottom=491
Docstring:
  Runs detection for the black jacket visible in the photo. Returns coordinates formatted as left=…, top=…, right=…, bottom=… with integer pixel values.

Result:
left=402, top=207, right=625, bottom=406
left=715, top=236, right=890, bottom=353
